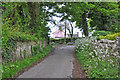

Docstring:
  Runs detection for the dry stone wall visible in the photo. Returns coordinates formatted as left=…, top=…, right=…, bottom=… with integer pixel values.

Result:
left=92, top=37, right=120, bottom=58
left=7, top=40, right=47, bottom=61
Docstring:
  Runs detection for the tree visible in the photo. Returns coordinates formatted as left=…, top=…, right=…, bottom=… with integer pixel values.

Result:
left=59, top=2, right=119, bottom=36
left=65, top=21, right=74, bottom=42
left=88, top=2, right=119, bottom=32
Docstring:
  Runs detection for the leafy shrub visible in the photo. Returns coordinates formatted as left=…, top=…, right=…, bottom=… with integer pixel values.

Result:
left=92, top=31, right=113, bottom=36
left=97, top=33, right=120, bottom=40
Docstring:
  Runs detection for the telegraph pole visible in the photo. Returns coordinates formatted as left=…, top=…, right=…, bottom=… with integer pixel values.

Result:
left=64, top=20, right=66, bottom=44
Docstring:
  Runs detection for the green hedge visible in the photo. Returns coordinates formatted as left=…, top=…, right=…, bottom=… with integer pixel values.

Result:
left=92, top=31, right=113, bottom=36
left=50, top=37, right=81, bottom=44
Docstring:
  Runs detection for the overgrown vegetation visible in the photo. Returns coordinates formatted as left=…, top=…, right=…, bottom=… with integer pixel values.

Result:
left=2, top=2, right=50, bottom=61
left=2, top=45, right=52, bottom=79
left=97, top=33, right=120, bottom=40
left=75, top=37, right=119, bottom=78
left=92, top=31, right=113, bottom=36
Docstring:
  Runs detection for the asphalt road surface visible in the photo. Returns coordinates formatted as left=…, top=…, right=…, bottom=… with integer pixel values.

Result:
left=18, top=45, right=75, bottom=78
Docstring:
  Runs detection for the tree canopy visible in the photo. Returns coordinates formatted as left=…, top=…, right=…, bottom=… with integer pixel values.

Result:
left=50, top=2, right=119, bottom=36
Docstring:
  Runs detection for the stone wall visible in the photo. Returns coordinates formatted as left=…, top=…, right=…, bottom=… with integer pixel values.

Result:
left=92, top=37, right=120, bottom=58
left=9, top=40, right=47, bottom=61
left=116, top=37, right=120, bottom=52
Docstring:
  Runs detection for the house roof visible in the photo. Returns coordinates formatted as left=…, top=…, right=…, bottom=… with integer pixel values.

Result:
left=52, top=30, right=68, bottom=39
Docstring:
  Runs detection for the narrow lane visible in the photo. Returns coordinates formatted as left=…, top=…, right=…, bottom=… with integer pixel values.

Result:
left=18, top=45, right=75, bottom=78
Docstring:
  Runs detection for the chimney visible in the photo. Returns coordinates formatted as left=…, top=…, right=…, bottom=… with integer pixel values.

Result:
left=59, top=26, right=62, bottom=31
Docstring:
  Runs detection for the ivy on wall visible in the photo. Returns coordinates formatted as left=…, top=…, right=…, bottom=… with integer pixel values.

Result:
left=2, top=2, right=49, bottom=62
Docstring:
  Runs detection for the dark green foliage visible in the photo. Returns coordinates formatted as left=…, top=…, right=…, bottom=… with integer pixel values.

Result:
left=2, top=38, right=17, bottom=62
left=23, top=50, right=26, bottom=58
left=33, top=44, right=43, bottom=55
left=31, top=45, right=34, bottom=56
left=89, top=2, right=119, bottom=32
left=92, top=31, right=113, bottom=36
left=31, top=44, right=43, bottom=56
